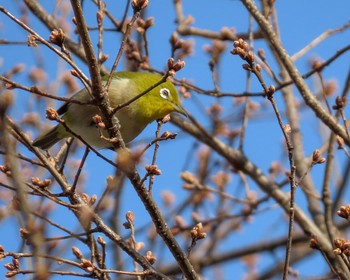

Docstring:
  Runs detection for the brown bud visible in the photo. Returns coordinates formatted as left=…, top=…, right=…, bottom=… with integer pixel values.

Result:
left=49, top=29, right=66, bottom=47
left=334, top=248, right=342, bottom=255
left=334, top=238, right=345, bottom=248
left=337, top=205, right=350, bottom=220
left=170, top=32, right=179, bottom=46
left=4, top=263, right=15, bottom=271
left=190, top=222, right=207, bottom=240
left=268, top=85, right=276, bottom=94
left=12, top=258, right=19, bottom=269
left=242, top=64, right=252, bottom=71
left=167, top=57, right=175, bottom=70
left=312, top=149, right=326, bottom=164
left=312, top=150, right=321, bottom=162
left=42, top=179, right=52, bottom=187
left=80, top=258, right=93, bottom=268
left=310, top=58, right=322, bottom=70
left=333, top=96, right=348, bottom=110
left=236, top=47, right=246, bottom=59
left=5, top=83, right=15, bottom=90
left=161, top=191, right=175, bottom=206
left=97, top=236, right=106, bottom=245
left=27, top=34, right=38, bottom=47
left=145, top=17, right=154, bottom=29
left=46, top=108, right=60, bottom=121
left=132, top=0, right=148, bottom=11
left=257, top=48, right=265, bottom=59
left=145, top=165, right=162, bottom=176
left=135, top=242, right=144, bottom=251
left=125, top=211, right=135, bottom=225
left=324, top=80, right=338, bottom=97
left=256, top=64, right=262, bottom=72
left=309, top=236, right=319, bottom=249
left=0, top=165, right=11, bottom=176
left=316, top=157, right=326, bottom=164
left=6, top=271, right=18, bottom=277
left=92, top=114, right=105, bottom=129
left=173, top=60, right=186, bottom=72
left=145, top=251, right=157, bottom=264
left=181, top=171, right=197, bottom=184
left=242, top=41, right=249, bottom=52
left=230, top=48, right=238, bottom=55
left=100, top=54, right=109, bottom=64
left=160, top=131, right=177, bottom=139
left=233, top=40, right=240, bottom=48
left=336, top=136, right=344, bottom=149
left=72, top=247, right=83, bottom=259
left=0, top=92, right=14, bottom=117
left=168, top=69, right=176, bottom=77
left=89, top=194, right=97, bottom=206
left=247, top=51, right=254, bottom=63
left=70, top=69, right=79, bottom=77
left=11, top=197, right=20, bottom=211
left=82, top=193, right=90, bottom=204
left=19, top=228, right=30, bottom=239
left=11, top=64, right=25, bottom=74
left=220, top=27, right=234, bottom=40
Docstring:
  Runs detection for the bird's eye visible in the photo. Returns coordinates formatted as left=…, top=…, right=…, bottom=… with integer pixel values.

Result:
left=160, top=88, right=170, bottom=100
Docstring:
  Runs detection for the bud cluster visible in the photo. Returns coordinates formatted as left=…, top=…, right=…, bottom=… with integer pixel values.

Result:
left=145, top=165, right=162, bottom=176
left=169, top=32, right=193, bottom=60
left=92, top=114, right=106, bottom=129
left=72, top=247, right=95, bottom=273
left=82, top=193, right=97, bottom=206
left=170, top=32, right=185, bottom=52
left=167, top=57, right=185, bottom=76
left=123, top=211, right=135, bottom=229
left=160, top=131, right=177, bottom=140
left=231, top=38, right=255, bottom=67
left=145, top=250, right=157, bottom=264
left=136, top=17, right=154, bottom=34
left=27, top=34, right=39, bottom=47
left=31, top=177, right=51, bottom=188
left=333, top=96, right=348, bottom=110
left=132, top=0, right=148, bottom=12
left=333, top=238, right=350, bottom=256
left=49, top=29, right=66, bottom=47
left=312, top=150, right=326, bottom=165
left=125, top=41, right=149, bottom=68
left=45, top=107, right=60, bottom=121
left=4, top=256, right=20, bottom=278
left=190, top=222, right=207, bottom=240
left=337, top=205, right=350, bottom=221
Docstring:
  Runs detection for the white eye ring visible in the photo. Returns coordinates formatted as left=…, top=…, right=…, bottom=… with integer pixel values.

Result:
left=160, top=88, right=170, bottom=100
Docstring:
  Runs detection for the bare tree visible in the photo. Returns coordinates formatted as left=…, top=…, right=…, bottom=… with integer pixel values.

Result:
left=1, top=0, right=350, bottom=279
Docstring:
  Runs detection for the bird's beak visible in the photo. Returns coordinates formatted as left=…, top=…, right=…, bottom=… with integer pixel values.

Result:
left=173, top=103, right=188, bottom=118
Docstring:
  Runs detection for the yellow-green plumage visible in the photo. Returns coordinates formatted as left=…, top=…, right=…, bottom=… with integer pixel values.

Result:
left=32, top=72, right=185, bottom=150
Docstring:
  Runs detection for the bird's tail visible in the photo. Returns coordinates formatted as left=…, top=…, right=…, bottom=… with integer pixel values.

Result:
left=32, top=125, right=66, bottom=150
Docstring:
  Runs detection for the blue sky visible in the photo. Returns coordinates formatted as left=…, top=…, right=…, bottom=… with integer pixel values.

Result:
left=1, top=0, right=350, bottom=279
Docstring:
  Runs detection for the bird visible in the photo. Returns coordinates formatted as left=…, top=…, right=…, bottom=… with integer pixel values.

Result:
left=32, top=71, right=186, bottom=150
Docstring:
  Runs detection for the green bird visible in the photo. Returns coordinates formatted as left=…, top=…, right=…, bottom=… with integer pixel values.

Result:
left=32, top=72, right=186, bottom=150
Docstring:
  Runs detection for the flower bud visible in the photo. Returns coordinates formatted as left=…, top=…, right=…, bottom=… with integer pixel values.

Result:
left=132, top=0, right=148, bottom=11
left=72, top=246, right=83, bottom=259
left=167, top=57, right=175, bottom=70
left=145, top=251, right=157, bottom=264
left=49, top=29, right=65, bottom=47
left=173, top=60, right=186, bottom=72
left=145, top=165, right=162, bottom=176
